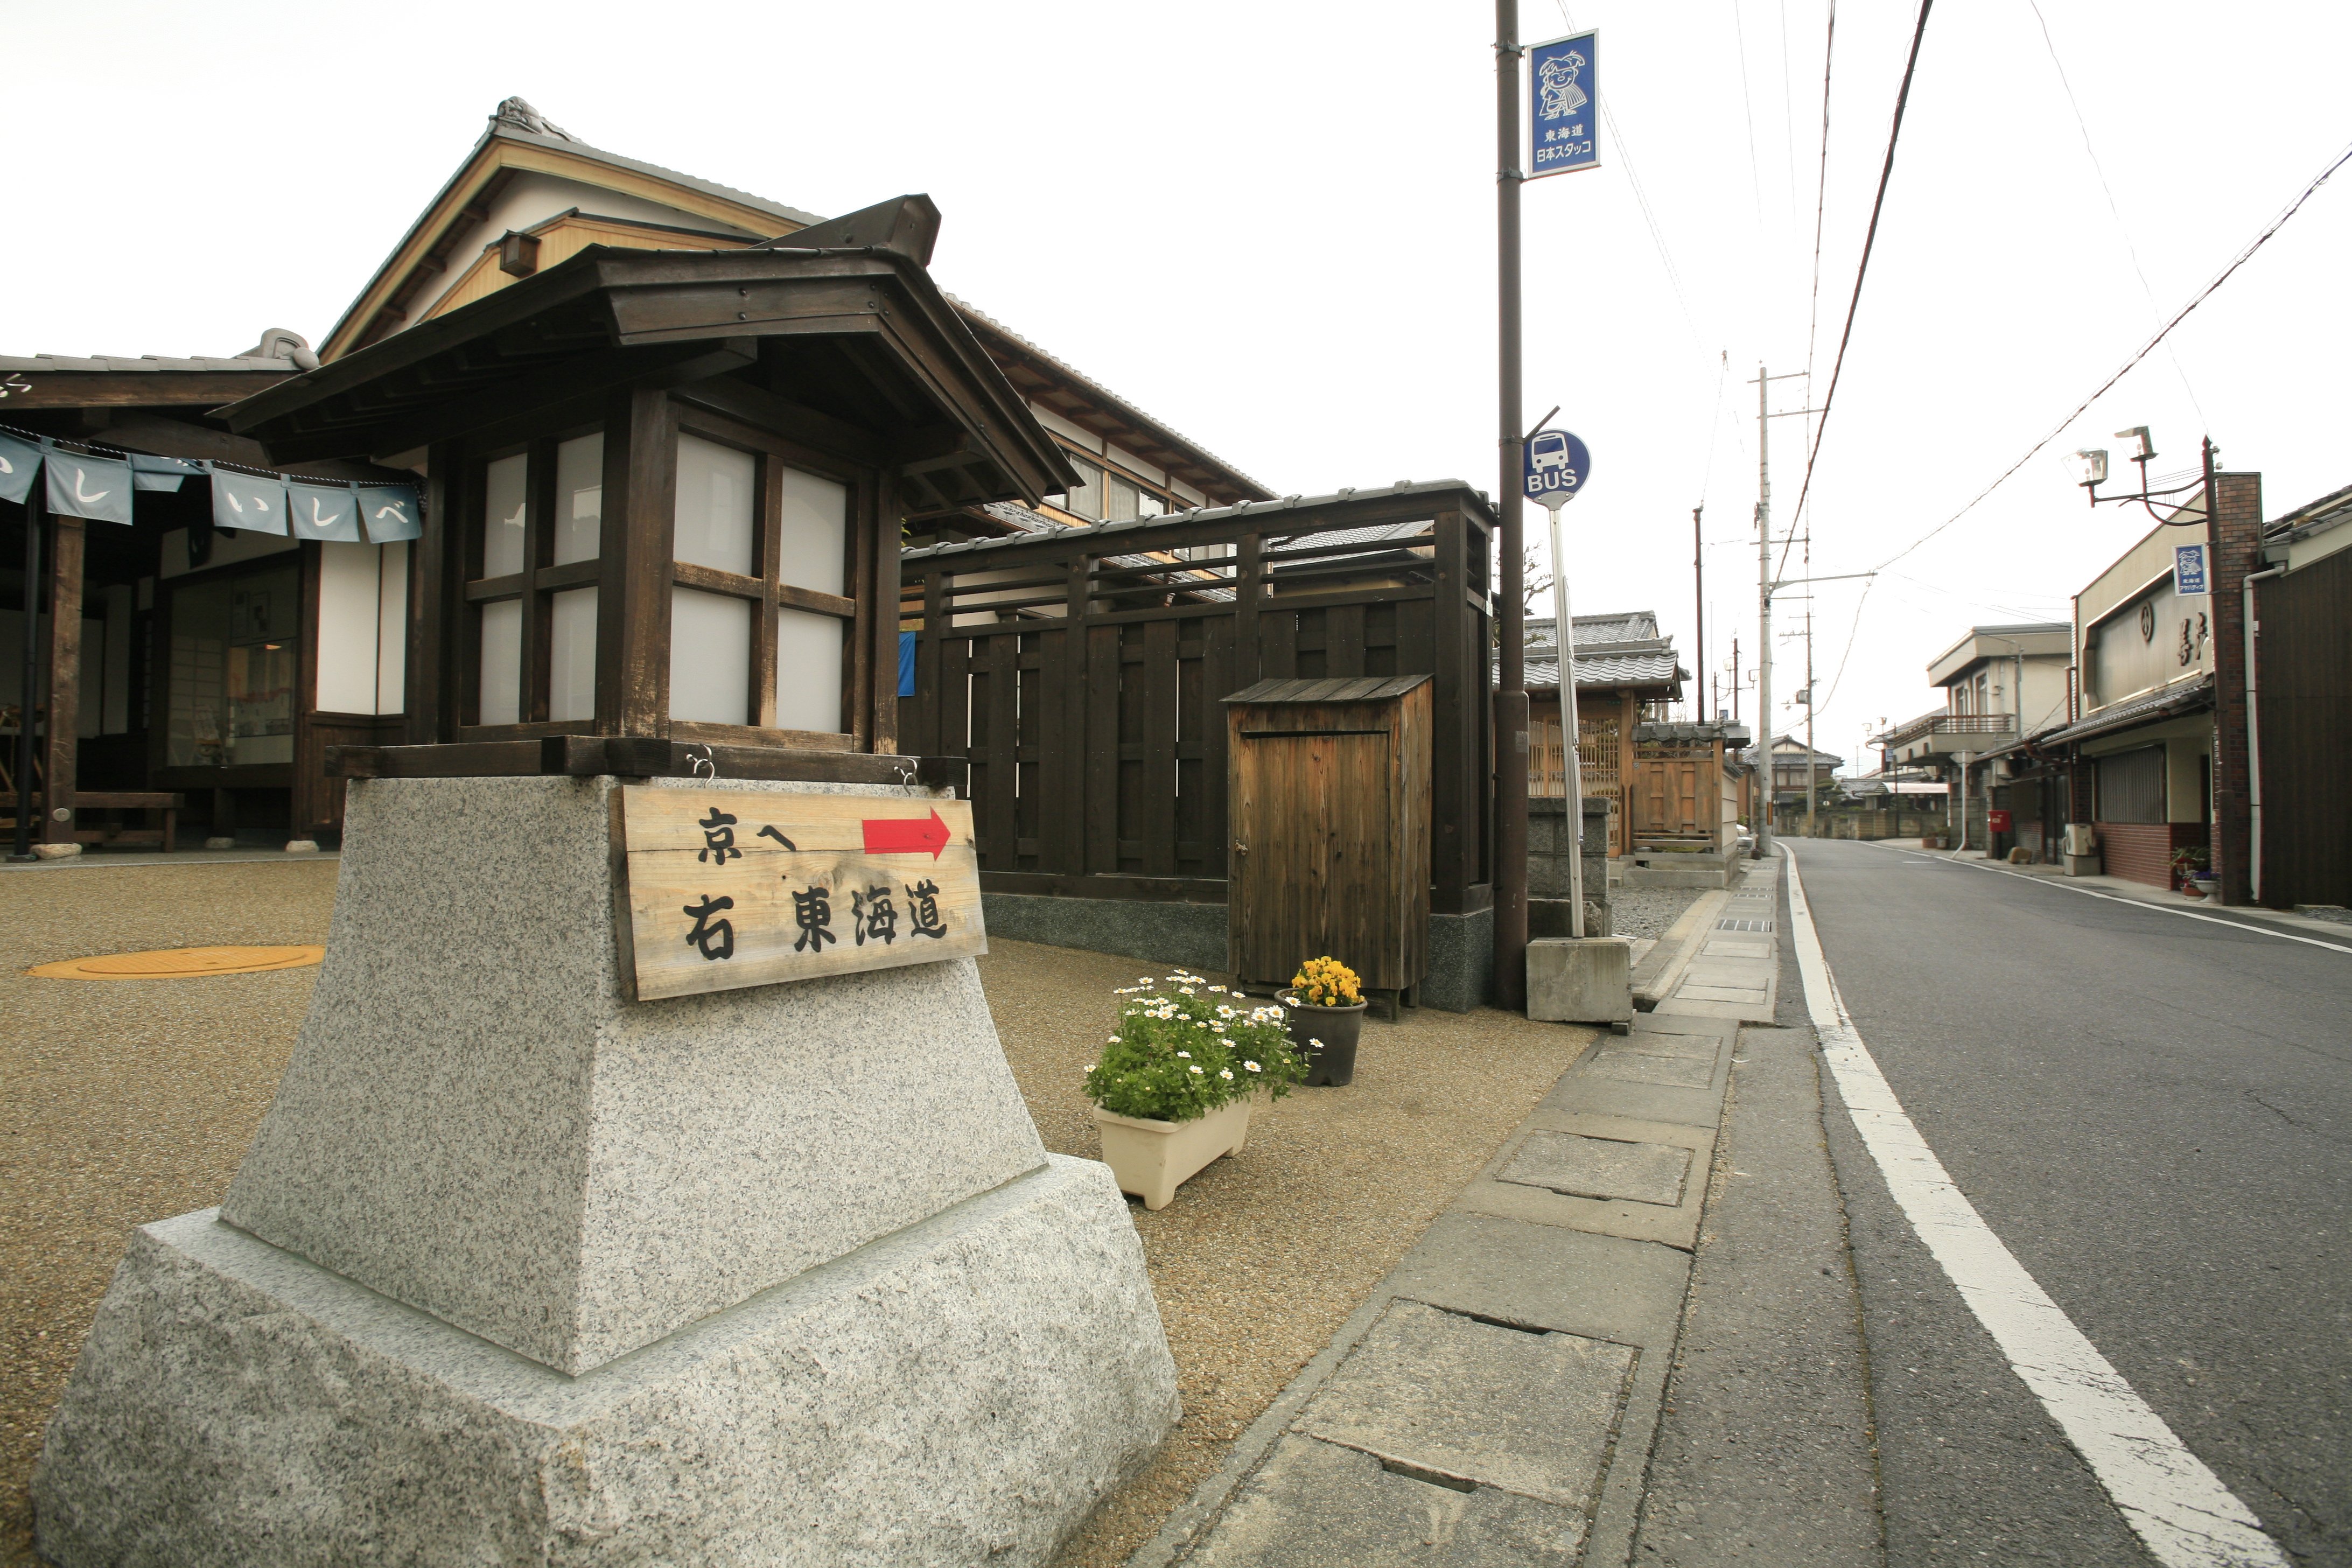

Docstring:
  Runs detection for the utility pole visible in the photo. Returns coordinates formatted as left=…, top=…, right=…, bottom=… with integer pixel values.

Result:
left=1492, top=0, right=1530, bottom=1010
left=1754, top=366, right=1774, bottom=860
left=1692, top=504, right=1705, bottom=722
left=1804, top=586, right=1818, bottom=839
left=1728, top=634, right=1740, bottom=725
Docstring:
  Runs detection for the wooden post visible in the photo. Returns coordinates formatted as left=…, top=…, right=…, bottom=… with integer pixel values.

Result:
left=607, top=386, right=676, bottom=739
left=41, top=515, right=85, bottom=845
left=867, top=468, right=901, bottom=754
left=1431, top=507, right=1473, bottom=916
left=408, top=443, right=455, bottom=745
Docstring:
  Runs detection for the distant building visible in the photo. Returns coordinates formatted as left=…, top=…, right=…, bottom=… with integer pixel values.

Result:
left=1872, top=622, right=2072, bottom=858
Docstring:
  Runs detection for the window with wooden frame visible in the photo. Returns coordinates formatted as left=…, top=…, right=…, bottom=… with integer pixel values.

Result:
left=666, top=407, right=858, bottom=741
left=464, top=427, right=606, bottom=730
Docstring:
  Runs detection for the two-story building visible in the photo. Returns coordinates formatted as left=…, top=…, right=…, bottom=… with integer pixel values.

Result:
left=2040, top=509, right=2222, bottom=888
left=1872, top=622, right=2072, bottom=856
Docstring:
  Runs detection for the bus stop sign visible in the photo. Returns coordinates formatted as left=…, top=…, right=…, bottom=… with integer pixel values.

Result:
left=1523, top=428, right=1591, bottom=512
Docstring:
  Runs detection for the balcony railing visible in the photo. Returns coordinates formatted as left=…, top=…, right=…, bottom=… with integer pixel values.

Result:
left=1875, top=711, right=2015, bottom=747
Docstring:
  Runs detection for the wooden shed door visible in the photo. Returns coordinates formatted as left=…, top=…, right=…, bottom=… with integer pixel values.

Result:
left=1231, top=731, right=1391, bottom=985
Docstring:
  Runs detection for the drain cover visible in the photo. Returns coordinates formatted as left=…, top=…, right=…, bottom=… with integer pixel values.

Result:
left=30, top=944, right=324, bottom=980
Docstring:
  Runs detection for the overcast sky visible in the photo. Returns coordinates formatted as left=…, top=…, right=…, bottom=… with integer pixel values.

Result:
left=10, top=1, right=2349, bottom=767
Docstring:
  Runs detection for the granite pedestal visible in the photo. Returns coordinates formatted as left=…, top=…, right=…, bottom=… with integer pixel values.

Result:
left=36, top=775, right=1178, bottom=1566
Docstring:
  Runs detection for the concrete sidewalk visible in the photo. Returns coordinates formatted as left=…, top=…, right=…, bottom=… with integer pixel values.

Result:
left=1130, top=911, right=1776, bottom=1565
left=1650, top=859, right=1777, bottom=1025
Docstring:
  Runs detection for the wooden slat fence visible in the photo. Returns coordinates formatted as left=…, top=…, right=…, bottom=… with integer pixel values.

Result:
left=901, top=485, right=1496, bottom=915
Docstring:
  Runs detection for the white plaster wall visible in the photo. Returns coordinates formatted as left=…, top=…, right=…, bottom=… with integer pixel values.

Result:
left=402, top=172, right=762, bottom=325
left=376, top=541, right=408, bottom=716
left=316, top=542, right=385, bottom=716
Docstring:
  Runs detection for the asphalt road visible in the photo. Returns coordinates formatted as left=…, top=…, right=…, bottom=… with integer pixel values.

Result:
left=1789, top=838, right=2352, bottom=1566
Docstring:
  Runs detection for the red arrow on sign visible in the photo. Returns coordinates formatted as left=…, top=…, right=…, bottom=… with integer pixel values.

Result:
left=862, top=809, right=952, bottom=859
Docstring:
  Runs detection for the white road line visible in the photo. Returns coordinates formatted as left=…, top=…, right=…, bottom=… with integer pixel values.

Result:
left=1860, top=839, right=2352, bottom=955
left=1782, top=844, right=2290, bottom=1568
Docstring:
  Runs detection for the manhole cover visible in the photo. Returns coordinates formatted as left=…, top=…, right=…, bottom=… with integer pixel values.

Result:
left=30, top=945, right=324, bottom=980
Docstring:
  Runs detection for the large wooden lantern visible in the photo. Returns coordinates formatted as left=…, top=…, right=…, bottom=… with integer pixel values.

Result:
left=223, top=195, right=1074, bottom=782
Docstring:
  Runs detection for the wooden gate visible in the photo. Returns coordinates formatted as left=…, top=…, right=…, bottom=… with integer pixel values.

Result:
left=2256, top=545, right=2352, bottom=906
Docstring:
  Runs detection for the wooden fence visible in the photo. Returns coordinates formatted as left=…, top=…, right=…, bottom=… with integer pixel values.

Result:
left=900, top=483, right=1496, bottom=916
left=2256, top=544, right=2352, bottom=906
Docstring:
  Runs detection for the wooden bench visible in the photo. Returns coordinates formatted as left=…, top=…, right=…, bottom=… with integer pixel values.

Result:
left=1, top=792, right=186, bottom=851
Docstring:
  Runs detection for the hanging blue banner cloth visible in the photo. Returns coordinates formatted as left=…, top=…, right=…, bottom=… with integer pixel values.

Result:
left=212, top=468, right=287, bottom=534
left=46, top=447, right=135, bottom=524
left=0, top=429, right=39, bottom=505
left=130, top=453, right=206, bottom=492
left=358, top=484, right=423, bottom=543
left=288, top=480, right=363, bottom=542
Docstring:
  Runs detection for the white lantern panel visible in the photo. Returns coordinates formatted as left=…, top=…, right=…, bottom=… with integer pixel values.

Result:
left=549, top=587, right=598, bottom=722
left=775, top=609, right=844, bottom=734
left=478, top=599, right=522, bottom=725
left=674, top=433, right=756, bottom=576
left=776, top=466, right=848, bottom=596
left=553, top=433, right=603, bottom=565
left=482, top=453, right=529, bottom=577
left=669, top=587, right=751, bottom=724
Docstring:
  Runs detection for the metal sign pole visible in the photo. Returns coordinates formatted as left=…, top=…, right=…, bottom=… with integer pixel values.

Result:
left=1545, top=500, right=1585, bottom=937
left=1494, top=0, right=1530, bottom=1010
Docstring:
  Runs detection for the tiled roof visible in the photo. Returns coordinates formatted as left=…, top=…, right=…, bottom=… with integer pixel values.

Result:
left=947, top=297, right=1276, bottom=501
left=0, top=353, right=296, bottom=374
left=900, top=480, right=1496, bottom=564
left=1524, top=650, right=1683, bottom=690
left=2045, top=674, right=2213, bottom=745
left=1527, top=611, right=1660, bottom=649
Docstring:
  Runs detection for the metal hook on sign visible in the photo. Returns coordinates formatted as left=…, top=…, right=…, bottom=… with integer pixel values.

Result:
left=891, top=762, right=916, bottom=786
left=685, top=744, right=717, bottom=780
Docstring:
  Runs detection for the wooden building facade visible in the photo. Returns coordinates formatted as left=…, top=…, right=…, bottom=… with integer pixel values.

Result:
left=898, top=484, right=1496, bottom=930
left=3, top=98, right=1268, bottom=851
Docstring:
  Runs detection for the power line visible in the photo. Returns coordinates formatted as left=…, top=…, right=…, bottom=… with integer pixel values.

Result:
left=1874, top=130, right=2352, bottom=573
left=1730, top=0, right=1767, bottom=237
left=2024, top=0, right=2208, bottom=428
left=1802, top=3, right=1836, bottom=393
left=1552, top=3, right=1721, bottom=388
left=1782, top=0, right=1934, bottom=577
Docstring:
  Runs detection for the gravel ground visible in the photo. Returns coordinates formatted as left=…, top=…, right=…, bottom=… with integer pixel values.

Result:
left=0, top=858, right=341, bottom=1566
left=1609, top=884, right=1709, bottom=942
left=0, top=864, right=1588, bottom=1567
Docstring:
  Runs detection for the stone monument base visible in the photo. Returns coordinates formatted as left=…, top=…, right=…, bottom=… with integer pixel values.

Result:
left=36, top=1157, right=1174, bottom=1568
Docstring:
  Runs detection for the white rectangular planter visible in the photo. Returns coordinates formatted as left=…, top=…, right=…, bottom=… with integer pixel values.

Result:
left=1093, top=1097, right=1254, bottom=1211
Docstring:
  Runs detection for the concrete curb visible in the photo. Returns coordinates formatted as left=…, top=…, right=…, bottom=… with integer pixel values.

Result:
left=1631, top=885, right=1735, bottom=1009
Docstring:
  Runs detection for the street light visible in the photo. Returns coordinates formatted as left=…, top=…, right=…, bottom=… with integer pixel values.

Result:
left=2068, top=423, right=2214, bottom=525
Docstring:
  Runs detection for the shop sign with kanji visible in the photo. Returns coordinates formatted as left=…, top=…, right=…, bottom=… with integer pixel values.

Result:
left=615, top=787, right=985, bottom=1000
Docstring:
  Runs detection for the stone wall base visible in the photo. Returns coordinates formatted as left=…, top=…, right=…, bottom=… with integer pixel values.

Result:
left=35, top=1159, right=1176, bottom=1568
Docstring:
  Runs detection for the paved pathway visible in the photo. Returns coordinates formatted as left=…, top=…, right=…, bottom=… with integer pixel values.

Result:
left=1133, top=871, right=1769, bottom=1566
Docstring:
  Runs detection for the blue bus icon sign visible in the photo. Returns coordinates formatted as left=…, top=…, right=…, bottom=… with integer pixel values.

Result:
left=1523, top=428, right=1591, bottom=510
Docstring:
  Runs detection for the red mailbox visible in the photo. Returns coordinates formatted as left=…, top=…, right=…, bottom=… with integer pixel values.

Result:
left=1988, top=809, right=2013, bottom=833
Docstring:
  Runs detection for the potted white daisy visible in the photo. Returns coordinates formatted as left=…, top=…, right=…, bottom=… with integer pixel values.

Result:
left=1084, top=970, right=1308, bottom=1210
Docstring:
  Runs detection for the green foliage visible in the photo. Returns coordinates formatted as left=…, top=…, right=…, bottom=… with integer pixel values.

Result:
left=1084, top=970, right=1308, bottom=1123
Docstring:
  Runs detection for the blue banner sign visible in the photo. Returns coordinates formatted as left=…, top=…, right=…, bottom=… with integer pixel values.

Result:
left=2174, top=543, right=2208, bottom=596
left=1522, top=428, right=1592, bottom=510
left=1529, top=30, right=1599, bottom=178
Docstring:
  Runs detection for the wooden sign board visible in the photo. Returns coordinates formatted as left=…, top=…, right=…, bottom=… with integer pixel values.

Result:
left=615, top=787, right=985, bottom=1001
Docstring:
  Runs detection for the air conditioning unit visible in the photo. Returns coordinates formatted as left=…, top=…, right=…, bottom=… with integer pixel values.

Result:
left=2061, top=823, right=2097, bottom=857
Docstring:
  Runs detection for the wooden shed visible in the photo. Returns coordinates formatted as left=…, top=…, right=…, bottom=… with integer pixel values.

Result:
left=1224, top=675, right=1431, bottom=1003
